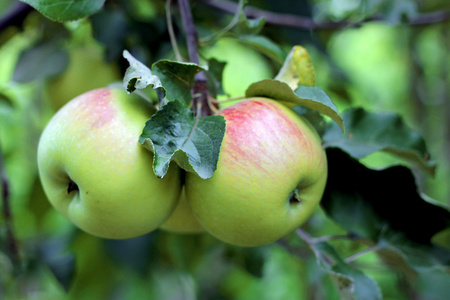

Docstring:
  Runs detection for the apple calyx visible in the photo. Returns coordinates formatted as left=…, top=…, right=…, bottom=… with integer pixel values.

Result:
left=289, top=190, right=302, bottom=205
left=67, top=180, right=79, bottom=194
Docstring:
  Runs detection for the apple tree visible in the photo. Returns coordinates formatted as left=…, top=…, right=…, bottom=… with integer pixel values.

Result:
left=1, top=0, right=450, bottom=299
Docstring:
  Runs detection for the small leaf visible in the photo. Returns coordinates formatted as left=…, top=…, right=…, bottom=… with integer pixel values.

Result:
left=13, top=42, right=69, bottom=83
left=122, top=50, right=163, bottom=96
left=246, top=80, right=344, bottom=132
left=275, top=46, right=316, bottom=89
left=139, top=100, right=226, bottom=179
left=322, top=107, right=436, bottom=175
left=152, top=60, right=206, bottom=106
left=21, top=0, right=106, bottom=22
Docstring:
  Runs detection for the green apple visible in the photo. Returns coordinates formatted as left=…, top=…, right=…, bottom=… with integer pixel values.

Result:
left=37, top=87, right=181, bottom=239
left=45, top=44, right=121, bottom=111
left=160, top=186, right=204, bottom=234
left=186, top=98, right=328, bottom=247
left=201, top=37, right=273, bottom=106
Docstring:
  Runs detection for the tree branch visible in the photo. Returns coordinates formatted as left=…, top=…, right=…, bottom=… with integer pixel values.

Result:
left=177, top=0, right=214, bottom=116
left=199, top=0, right=450, bottom=29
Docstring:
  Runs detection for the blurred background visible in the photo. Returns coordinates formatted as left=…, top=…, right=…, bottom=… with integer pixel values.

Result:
left=0, top=0, right=449, bottom=299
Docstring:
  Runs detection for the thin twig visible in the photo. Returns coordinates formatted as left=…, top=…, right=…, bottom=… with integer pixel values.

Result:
left=209, top=95, right=246, bottom=104
left=345, top=245, right=381, bottom=263
left=177, top=0, right=214, bottom=116
left=166, top=0, right=183, bottom=62
left=198, top=0, right=450, bottom=29
left=296, top=228, right=316, bottom=244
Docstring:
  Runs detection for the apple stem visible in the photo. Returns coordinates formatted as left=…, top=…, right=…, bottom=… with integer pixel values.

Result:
left=177, top=0, right=215, bottom=116
left=0, top=141, right=21, bottom=272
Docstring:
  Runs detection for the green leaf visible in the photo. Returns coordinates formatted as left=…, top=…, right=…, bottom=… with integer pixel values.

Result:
left=20, top=0, right=106, bottom=22
left=139, top=100, right=226, bottom=179
left=239, top=35, right=286, bottom=65
left=122, top=50, right=163, bottom=96
left=13, top=42, right=69, bottom=83
left=322, top=107, right=436, bottom=175
left=204, top=58, right=227, bottom=98
left=246, top=79, right=344, bottom=132
left=123, top=52, right=206, bottom=106
left=322, top=148, right=450, bottom=269
left=152, top=60, right=205, bottom=106
left=302, top=237, right=382, bottom=300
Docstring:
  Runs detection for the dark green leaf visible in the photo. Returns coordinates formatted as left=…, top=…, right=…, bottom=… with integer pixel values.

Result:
left=204, top=58, right=227, bottom=98
left=239, top=35, right=286, bottom=65
left=303, top=237, right=382, bottom=300
left=323, top=107, right=436, bottom=175
left=13, top=42, right=69, bottom=83
left=152, top=60, right=205, bottom=106
left=417, top=268, right=450, bottom=300
left=322, top=148, right=450, bottom=268
left=21, top=0, right=106, bottom=22
left=139, top=100, right=226, bottom=179
left=246, top=79, right=344, bottom=131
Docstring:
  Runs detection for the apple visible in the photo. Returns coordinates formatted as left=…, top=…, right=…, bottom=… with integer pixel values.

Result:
left=37, top=87, right=181, bottom=239
left=185, top=98, right=328, bottom=247
left=45, top=44, right=121, bottom=111
left=160, top=186, right=204, bottom=234
left=201, top=37, right=273, bottom=106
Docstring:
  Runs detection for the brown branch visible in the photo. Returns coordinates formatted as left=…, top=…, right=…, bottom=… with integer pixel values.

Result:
left=177, top=0, right=214, bottom=116
left=199, top=0, right=450, bottom=29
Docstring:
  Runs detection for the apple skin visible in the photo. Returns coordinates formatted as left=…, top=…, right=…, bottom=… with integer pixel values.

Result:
left=37, top=88, right=181, bottom=239
left=160, top=186, right=204, bottom=234
left=201, top=37, right=273, bottom=107
left=185, top=98, right=328, bottom=247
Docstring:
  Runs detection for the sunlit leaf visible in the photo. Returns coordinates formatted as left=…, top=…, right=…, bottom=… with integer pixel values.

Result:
left=275, top=46, right=316, bottom=89
left=246, top=79, right=344, bottom=131
left=123, top=50, right=162, bottom=95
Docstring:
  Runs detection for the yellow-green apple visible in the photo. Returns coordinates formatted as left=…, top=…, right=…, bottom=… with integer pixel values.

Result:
left=37, top=87, right=181, bottom=239
left=186, top=98, right=327, bottom=247
left=201, top=37, right=273, bottom=107
left=160, top=186, right=204, bottom=234
left=45, top=45, right=121, bottom=111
